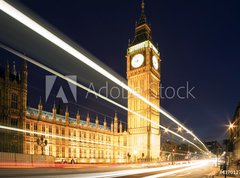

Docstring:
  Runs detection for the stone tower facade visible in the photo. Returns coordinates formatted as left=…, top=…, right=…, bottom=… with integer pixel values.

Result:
left=127, top=1, right=161, bottom=161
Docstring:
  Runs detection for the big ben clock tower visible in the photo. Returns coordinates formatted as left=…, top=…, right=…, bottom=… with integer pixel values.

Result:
left=127, top=0, right=160, bottom=161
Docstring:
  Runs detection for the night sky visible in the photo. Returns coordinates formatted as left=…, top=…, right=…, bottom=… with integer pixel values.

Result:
left=1, top=0, right=240, bottom=142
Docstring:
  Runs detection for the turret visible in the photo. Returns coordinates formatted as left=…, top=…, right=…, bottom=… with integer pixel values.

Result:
left=21, top=60, right=27, bottom=115
left=114, top=112, right=118, bottom=133
left=111, top=121, right=113, bottom=132
left=119, top=121, right=123, bottom=133
left=104, top=117, right=107, bottom=130
left=65, top=106, right=69, bottom=125
left=86, top=113, right=90, bottom=126
left=38, top=97, right=42, bottom=118
left=76, top=110, right=80, bottom=125
left=12, top=61, right=17, bottom=76
left=5, top=60, right=9, bottom=81
left=95, top=115, right=99, bottom=128
left=52, top=102, right=56, bottom=121
left=57, top=104, right=63, bottom=115
left=22, top=60, right=27, bottom=86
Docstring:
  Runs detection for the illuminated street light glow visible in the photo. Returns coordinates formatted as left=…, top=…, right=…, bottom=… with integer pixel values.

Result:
left=0, top=43, right=207, bottom=153
left=0, top=0, right=208, bottom=152
left=177, top=127, right=182, bottom=132
left=133, top=149, right=138, bottom=155
left=229, top=122, right=234, bottom=129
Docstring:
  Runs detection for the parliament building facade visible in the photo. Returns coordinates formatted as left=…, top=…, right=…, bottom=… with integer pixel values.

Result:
left=0, top=1, right=161, bottom=163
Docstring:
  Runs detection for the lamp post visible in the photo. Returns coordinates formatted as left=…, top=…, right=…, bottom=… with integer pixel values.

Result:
left=223, top=139, right=229, bottom=178
left=172, top=148, right=175, bottom=165
left=127, top=153, right=131, bottom=163
left=223, top=122, right=235, bottom=178
left=133, top=149, right=138, bottom=163
left=37, top=135, right=48, bottom=155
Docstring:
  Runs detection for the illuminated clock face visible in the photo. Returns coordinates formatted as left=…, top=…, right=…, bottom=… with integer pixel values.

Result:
left=131, top=54, right=144, bottom=68
left=152, top=56, right=158, bottom=70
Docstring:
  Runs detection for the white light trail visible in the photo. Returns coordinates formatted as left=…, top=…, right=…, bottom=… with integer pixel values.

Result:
left=0, top=43, right=205, bottom=153
left=0, top=125, right=123, bottom=148
left=46, top=160, right=213, bottom=178
left=0, top=0, right=208, bottom=151
left=143, top=160, right=212, bottom=178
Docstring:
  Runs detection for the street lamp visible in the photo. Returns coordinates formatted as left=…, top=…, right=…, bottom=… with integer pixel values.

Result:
left=229, top=123, right=234, bottom=130
left=127, top=153, right=131, bottom=163
left=133, top=149, right=138, bottom=163
left=37, top=135, right=48, bottom=155
left=133, top=149, right=138, bottom=155
left=177, top=127, right=182, bottom=132
left=223, top=122, right=235, bottom=178
left=164, top=128, right=169, bottom=133
left=172, top=148, right=175, bottom=165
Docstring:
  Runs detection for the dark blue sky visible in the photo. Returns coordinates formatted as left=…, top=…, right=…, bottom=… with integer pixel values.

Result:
left=2, top=0, right=240, bottom=141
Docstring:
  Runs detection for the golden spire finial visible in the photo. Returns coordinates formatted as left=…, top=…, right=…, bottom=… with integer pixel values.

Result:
left=39, top=96, right=42, bottom=105
left=141, top=0, right=145, bottom=13
left=137, top=0, right=147, bottom=25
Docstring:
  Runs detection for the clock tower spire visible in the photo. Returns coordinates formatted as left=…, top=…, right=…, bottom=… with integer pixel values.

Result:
left=130, top=0, right=152, bottom=47
left=139, top=0, right=146, bottom=24
left=127, top=1, right=161, bottom=161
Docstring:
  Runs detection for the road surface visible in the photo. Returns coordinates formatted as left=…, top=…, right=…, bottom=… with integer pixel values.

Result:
left=0, top=160, right=218, bottom=178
